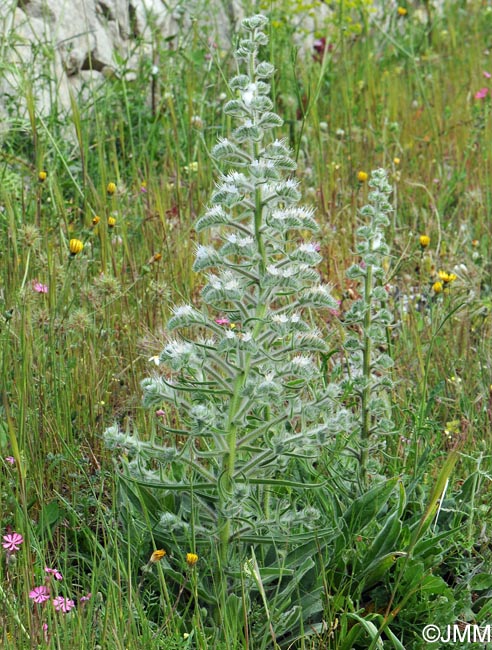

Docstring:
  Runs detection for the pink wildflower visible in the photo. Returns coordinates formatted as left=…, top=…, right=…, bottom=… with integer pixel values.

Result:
left=2, top=532, right=24, bottom=552
left=53, top=596, right=75, bottom=613
left=29, top=585, right=50, bottom=604
left=483, top=71, right=491, bottom=79
left=155, top=409, right=166, bottom=417
left=5, top=456, right=15, bottom=465
left=45, top=567, right=63, bottom=580
left=474, top=87, right=489, bottom=99
left=33, top=281, right=48, bottom=294
left=80, top=592, right=92, bottom=602
left=215, top=317, right=230, bottom=326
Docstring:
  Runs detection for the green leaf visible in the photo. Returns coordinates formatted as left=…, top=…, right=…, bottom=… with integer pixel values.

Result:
left=470, top=574, right=492, bottom=591
left=342, top=478, right=399, bottom=535
left=360, top=552, right=407, bottom=590
left=346, top=613, right=385, bottom=648
left=359, top=508, right=402, bottom=570
left=36, top=501, right=64, bottom=536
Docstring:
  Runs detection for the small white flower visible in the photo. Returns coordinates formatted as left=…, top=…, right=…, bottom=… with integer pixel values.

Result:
left=173, top=305, right=194, bottom=317
left=242, top=83, right=257, bottom=106
left=291, top=355, right=313, bottom=368
left=149, top=355, right=160, bottom=366
left=272, top=314, right=288, bottom=324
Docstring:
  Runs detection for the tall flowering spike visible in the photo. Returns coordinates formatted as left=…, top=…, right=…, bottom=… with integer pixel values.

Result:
left=106, top=13, right=347, bottom=585
left=343, top=168, right=395, bottom=486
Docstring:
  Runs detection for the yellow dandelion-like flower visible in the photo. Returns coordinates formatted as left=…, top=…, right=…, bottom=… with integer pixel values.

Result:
left=438, top=271, right=457, bottom=283
left=38, top=170, right=48, bottom=183
left=69, top=239, right=84, bottom=256
left=107, top=182, right=117, bottom=195
left=432, top=281, right=443, bottom=293
left=419, top=234, right=430, bottom=248
left=148, top=252, right=162, bottom=264
left=393, top=157, right=401, bottom=165
left=186, top=552, right=198, bottom=567
left=108, top=216, right=117, bottom=228
left=149, top=549, right=166, bottom=563
left=397, top=6, right=408, bottom=16
left=92, top=215, right=100, bottom=226
left=357, top=171, right=368, bottom=183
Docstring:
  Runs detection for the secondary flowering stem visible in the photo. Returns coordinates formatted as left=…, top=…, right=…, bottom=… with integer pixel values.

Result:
left=360, top=256, right=373, bottom=486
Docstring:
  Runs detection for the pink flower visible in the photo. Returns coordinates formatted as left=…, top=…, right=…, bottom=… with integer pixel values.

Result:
left=214, top=317, right=230, bottom=326
left=52, top=596, right=75, bottom=613
left=29, top=585, right=50, bottom=604
left=45, top=567, right=63, bottom=580
left=2, top=532, right=24, bottom=552
left=33, top=281, right=48, bottom=294
left=155, top=409, right=166, bottom=417
left=5, top=456, right=15, bottom=465
left=80, top=592, right=92, bottom=602
left=474, top=87, right=489, bottom=99
left=483, top=71, right=491, bottom=79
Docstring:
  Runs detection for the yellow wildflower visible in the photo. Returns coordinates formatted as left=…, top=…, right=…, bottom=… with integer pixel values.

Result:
left=92, top=215, right=100, bottom=226
left=432, top=281, right=443, bottom=293
left=69, top=239, right=84, bottom=256
left=38, top=170, right=48, bottom=183
left=186, top=552, right=199, bottom=567
left=149, top=549, right=166, bottom=563
left=397, top=7, right=408, bottom=16
left=419, top=234, right=430, bottom=248
left=393, top=157, right=401, bottom=165
left=357, top=171, right=368, bottom=183
left=107, top=182, right=117, bottom=195
left=108, top=216, right=116, bottom=228
left=438, top=271, right=457, bottom=283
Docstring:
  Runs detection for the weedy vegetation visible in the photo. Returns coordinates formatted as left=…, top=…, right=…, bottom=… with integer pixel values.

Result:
left=1, top=1, right=492, bottom=648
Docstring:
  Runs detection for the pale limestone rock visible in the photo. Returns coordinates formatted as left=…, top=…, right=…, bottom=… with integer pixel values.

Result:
left=0, top=0, right=333, bottom=130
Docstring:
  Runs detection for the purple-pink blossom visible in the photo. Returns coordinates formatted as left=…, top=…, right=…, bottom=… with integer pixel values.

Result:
left=215, top=317, right=230, bottom=326
left=474, top=87, right=489, bottom=99
left=155, top=409, right=166, bottom=417
left=45, top=567, right=63, bottom=581
left=2, top=532, right=24, bottom=552
left=483, top=71, right=491, bottom=79
left=52, top=596, right=75, bottom=613
left=5, top=456, right=15, bottom=465
left=33, top=281, right=48, bottom=294
left=80, top=592, right=92, bottom=602
left=29, top=585, right=50, bottom=604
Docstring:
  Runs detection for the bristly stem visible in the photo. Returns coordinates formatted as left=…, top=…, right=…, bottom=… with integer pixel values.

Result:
left=360, top=253, right=373, bottom=486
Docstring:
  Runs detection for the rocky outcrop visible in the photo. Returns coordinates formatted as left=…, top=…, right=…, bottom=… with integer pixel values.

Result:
left=0, top=0, right=244, bottom=125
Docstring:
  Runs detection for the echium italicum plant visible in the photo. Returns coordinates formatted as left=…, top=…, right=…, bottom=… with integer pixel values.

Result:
left=105, top=6, right=350, bottom=612
left=343, top=169, right=396, bottom=489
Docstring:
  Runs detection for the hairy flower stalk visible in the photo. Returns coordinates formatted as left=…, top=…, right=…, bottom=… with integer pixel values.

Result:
left=345, top=169, right=395, bottom=488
